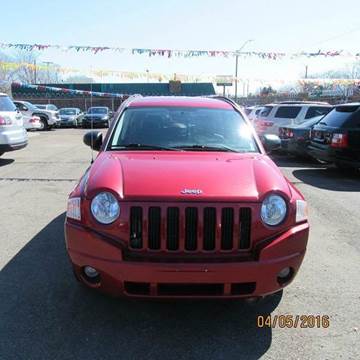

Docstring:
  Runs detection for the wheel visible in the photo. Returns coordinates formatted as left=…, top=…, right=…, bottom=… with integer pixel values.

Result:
left=39, top=117, right=48, bottom=131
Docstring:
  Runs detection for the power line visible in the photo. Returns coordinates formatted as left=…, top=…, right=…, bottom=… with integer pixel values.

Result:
left=309, top=25, right=360, bottom=47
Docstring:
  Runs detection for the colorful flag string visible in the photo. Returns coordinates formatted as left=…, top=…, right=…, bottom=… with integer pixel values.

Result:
left=1, top=42, right=359, bottom=59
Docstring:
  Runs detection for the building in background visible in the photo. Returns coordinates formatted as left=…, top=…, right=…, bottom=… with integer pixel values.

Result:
left=11, top=81, right=216, bottom=111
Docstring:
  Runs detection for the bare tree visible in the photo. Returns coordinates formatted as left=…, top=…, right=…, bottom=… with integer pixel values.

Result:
left=0, top=51, right=19, bottom=93
left=1, top=50, right=62, bottom=86
left=64, top=75, right=95, bottom=83
left=308, top=60, right=360, bottom=79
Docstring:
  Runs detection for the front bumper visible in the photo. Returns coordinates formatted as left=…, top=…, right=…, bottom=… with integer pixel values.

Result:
left=48, top=117, right=60, bottom=126
left=65, top=221, right=309, bottom=298
left=82, top=119, right=108, bottom=127
left=59, top=120, right=77, bottom=127
left=0, top=127, right=28, bottom=152
left=0, top=141, right=27, bottom=152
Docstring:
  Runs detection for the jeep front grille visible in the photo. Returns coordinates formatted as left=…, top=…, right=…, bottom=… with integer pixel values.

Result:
left=129, top=205, right=252, bottom=253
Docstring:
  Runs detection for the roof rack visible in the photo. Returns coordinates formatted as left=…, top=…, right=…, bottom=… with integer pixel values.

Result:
left=116, top=94, right=142, bottom=111
left=279, top=101, right=330, bottom=105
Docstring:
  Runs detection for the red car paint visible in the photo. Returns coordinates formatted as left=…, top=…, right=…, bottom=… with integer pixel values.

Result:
left=65, top=96, right=309, bottom=299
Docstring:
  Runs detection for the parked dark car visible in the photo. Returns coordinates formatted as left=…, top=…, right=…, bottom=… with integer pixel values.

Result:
left=82, top=107, right=113, bottom=128
left=307, top=103, right=360, bottom=170
left=58, top=108, right=83, bottom=127
left=279, top=115, right=324, bottom=157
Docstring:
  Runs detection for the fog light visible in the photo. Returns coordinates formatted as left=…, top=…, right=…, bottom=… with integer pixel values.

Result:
left=84, top=266, right=99, bottom=278
left=277, top=267, right=293, bottom=285
left=278, top=267, right=290, bottom=278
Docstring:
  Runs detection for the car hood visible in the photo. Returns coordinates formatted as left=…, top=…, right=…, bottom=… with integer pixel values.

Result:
left=85, top=152, right=291, bottom=202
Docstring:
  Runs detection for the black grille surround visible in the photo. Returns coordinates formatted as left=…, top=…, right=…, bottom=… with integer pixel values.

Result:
left=128, top=204, right=252, bottom=258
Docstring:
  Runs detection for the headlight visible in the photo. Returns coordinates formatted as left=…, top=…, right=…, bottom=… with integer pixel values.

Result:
left=91, top=192, right=120, bottom=224
left=102, top=116, right=109, bottom=120
left=261, top=194, right=287, bottom=226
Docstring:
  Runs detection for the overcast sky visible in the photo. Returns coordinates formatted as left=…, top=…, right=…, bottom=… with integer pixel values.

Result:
left=1, top=0, right=360, bottom=92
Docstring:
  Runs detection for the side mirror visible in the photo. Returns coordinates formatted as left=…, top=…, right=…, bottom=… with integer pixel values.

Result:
left=262, top=134, right=281, bottom=153
left=83, top=131, right=103, bottom=151
left=109, top=111, right=114, bottom=118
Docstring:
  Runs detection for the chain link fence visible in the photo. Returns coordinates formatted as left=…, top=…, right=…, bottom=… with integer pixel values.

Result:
left=12, top=96, right=124, bottom=112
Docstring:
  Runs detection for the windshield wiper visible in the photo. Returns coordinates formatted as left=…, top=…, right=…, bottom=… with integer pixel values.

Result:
left=110, top=143, right=181, bottom=151
left=173, top=144, right=239, bottom=152
left=319, top=121, right=328, bottom=125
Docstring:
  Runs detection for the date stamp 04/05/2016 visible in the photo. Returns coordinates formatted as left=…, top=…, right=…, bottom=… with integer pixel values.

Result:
left=257, top=315, right=330, bottom=329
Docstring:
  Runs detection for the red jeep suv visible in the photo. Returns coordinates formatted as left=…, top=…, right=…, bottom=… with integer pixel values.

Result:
left=65, top=96, right=309, bottom=299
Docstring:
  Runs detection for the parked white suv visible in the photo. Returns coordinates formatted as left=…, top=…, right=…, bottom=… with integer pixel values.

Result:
left=14, top=101, right=60, bottom=130
left=245, top=106, right=264, bottom=122
left=0, top=94, right=28, bottom=157
left=254, top=102, right=332, bottom=136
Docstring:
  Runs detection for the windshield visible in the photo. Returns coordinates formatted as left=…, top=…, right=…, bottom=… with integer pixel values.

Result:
left=60, top=108, right=77, bottom=115
left=35, top=105, right=46, bottom=109
left=88, top=107, right=108, bottom=114
left=109, top=107, right=258, bottom=153
left=0, top=96, right=17, bottom=111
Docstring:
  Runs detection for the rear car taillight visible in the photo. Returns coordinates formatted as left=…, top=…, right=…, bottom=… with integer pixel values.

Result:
left=331, top=133, right=348, bottom=148
left=255, top=119, right=274, bottom=129
left=29, top=116, right=40, bottom=123
left=279, top=128, right=293, bottom=139
left=0, top=115, right=12, bottom=126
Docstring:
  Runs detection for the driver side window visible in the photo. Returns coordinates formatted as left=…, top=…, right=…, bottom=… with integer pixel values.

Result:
left=17, top=103, right=28, bottom=111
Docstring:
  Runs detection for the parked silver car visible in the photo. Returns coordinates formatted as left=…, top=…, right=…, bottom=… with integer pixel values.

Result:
left=58, top=108, right=84, bottom=127
left=0, top=94, right=28, bottom=157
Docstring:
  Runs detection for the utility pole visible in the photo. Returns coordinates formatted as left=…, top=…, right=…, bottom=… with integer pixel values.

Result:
left=234, top=39, right=253, bottom=102
left=33, top=59, right=37, bottom=83
left=305, top=65, right=308, bottom=79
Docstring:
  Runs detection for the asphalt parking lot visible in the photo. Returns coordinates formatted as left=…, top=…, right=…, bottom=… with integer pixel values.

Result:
left=0, top=129, right=359, bottom=360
